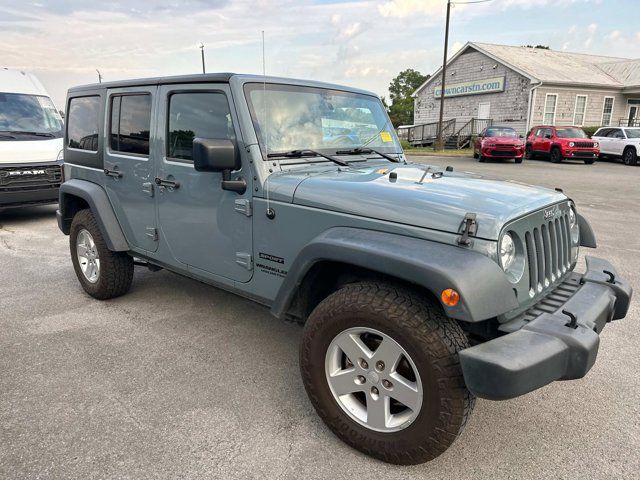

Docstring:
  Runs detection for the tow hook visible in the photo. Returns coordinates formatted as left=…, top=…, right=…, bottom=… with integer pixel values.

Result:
left=603, top=270, right=616, bottom=284
left=562, top=310, right=579, bottom=329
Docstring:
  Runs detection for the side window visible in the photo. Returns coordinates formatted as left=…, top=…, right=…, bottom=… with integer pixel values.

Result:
left=607, top=129, right=621, bottom=138
left=109, top=94, right=151, bottom=156
left=535, top=128, right=543, bottom=137
left=167, top=92, right=235, bottom=161
left=67, top=96, right=100, bottom=151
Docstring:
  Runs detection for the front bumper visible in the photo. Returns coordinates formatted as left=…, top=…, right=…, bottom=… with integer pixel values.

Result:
left=482, top=147, right=525, bottom=158
left=563, top=149, right=599, bottom=159
left=459, top=256, right=632, bottom=400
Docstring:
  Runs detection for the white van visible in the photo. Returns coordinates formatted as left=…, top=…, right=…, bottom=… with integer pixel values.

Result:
left=0, top=68, right=64, bottom=209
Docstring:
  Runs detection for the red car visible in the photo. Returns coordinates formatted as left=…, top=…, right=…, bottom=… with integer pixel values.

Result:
left=473, top=126, right=525, bottom=163
left=526, top=125, right=599, bottom=164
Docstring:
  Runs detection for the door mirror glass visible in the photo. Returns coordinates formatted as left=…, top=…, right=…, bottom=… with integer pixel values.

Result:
left=193, top=138, right=239, bottom=172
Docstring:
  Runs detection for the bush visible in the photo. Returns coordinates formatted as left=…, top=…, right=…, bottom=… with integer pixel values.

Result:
left=400, top=139, right=413, bottom=150
left=582, top=126, right=601, bottom=138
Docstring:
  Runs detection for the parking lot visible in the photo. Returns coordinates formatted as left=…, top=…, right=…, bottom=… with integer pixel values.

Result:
left=0, top=156, right=638, bottom=479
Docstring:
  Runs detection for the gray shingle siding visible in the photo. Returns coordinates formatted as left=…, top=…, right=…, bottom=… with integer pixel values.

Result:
left=414, top=49, right=531, bottom=134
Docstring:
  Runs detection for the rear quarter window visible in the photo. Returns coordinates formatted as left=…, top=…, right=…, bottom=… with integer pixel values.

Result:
left=64, top=93, right=104, bottom=169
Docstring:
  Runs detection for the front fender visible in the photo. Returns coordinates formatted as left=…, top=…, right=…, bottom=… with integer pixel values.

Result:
left=57, top=179, right=129, bottom=251
left=271, top=227, right=518, bottom=322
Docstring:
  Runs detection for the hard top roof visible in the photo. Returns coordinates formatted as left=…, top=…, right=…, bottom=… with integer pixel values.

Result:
left=68, top=73, right=377, bottom=97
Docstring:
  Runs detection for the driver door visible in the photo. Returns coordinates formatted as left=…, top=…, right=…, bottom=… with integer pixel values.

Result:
left=155, top=83, right=253, bottom=282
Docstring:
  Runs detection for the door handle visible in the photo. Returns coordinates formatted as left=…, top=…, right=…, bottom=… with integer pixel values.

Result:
left=104, top=168, right=123, bottom=178
left=154, top=177, right=180, bottom=190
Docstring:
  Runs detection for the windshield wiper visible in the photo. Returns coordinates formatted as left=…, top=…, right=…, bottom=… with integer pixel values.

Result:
left=267, top=149, right=348, bottom=167
left=8, top=131, right=56, bottom=138
left=0, top=132, right=17, bottom=139
left=334, top=147, right=401, bottom=163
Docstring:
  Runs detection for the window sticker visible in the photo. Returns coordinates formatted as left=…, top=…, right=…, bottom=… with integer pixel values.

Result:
left=380, top=131, right=393, bottom=143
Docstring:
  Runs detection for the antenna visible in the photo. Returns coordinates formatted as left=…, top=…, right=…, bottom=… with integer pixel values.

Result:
left=262, top=30, right=275, bottom=219
left=96, top=69, right=102, bottom=83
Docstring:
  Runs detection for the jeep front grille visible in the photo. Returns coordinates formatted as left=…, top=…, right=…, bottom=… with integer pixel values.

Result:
left=574, top=141, right=594, bottom=148
left=524, top=214, right=572, bottom=295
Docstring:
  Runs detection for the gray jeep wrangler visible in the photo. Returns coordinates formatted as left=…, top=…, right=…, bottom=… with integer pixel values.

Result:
left=57, top=73, right=632, bottom=465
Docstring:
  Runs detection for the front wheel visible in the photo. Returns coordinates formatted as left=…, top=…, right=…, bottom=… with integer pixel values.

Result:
left=550, top=148, right=562, bottom=163
left=623, top=147, right=638, bottom=166
left=300, top=282, right=474, bottom=465
left=515, top=156, right=524, bottom=164
left=70, top=209, right=134, bottom=300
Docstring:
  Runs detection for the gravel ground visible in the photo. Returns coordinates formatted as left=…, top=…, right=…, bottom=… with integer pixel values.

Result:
left=0, top=156, right=638, bottom=479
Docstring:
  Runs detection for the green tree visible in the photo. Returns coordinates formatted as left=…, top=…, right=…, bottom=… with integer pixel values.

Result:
left=386, top=69, right=429, bottom=127
left=523, top=45, right=550, bottom=49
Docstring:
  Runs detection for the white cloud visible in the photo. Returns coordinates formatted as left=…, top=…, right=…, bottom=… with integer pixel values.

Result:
left=587, top=23, right=598, bottom=34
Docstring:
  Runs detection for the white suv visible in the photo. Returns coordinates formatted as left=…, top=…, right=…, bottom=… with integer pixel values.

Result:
left=592, top=127, right=640, bottom=166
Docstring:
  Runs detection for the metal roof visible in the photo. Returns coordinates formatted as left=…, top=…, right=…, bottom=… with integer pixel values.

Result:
left=414, top=42, right=640, bottom=96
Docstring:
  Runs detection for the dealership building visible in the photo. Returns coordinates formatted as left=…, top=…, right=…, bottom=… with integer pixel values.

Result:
left=409, top=42, right=640, bottom=144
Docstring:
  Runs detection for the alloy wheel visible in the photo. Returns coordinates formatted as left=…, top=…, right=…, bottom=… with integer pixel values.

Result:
left=76, top=229, right=100, bottom=283
left=325, top=327, right=423, bottom=433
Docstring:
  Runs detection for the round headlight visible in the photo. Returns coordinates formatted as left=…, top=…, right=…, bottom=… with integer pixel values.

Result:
left=569, top=207, right=579, bottom=244
left=569, top=207, right=576, bottom=227
left=569, top=142, right=575, bottom=147
left=499, top=233, right=516, bottom=271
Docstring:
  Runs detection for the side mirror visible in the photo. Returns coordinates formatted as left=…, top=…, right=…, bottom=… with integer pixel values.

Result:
left=192, top=137, right=246, bottom=194
left=193, top=137, right=239, bottom=172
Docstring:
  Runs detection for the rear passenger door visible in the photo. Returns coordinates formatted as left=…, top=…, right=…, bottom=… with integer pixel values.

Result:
left=155, top=84, right=253, bottom=282
left=104, top=87, right=158, bottom=252
left=609, top=129, right=625, bottom=156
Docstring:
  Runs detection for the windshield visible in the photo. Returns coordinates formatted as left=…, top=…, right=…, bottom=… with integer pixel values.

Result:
left=244, top=83, right=400, bottom=157
left=484, top=127, right=517, bottom=138
left=556, top=127, right=587, bottom=139
left=0, top=92, right=63, bottom=136
left=625, top=129, right=640, bottom=139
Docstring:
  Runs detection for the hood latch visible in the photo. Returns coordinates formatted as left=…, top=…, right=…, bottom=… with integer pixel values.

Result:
left=457, top=213, right=477, bottom=246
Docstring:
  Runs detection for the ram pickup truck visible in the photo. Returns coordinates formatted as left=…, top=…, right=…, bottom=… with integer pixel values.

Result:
left=56, top=73, right=631, bottom=465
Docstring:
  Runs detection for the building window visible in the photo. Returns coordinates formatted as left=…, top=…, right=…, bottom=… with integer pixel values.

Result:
left=573, top=95, right=587, bottom=126
left=67, top=96, right=100, bottom=151
left=601, top=97, right=614, bottom=126
left=109, top=94, right=151, bottom=156
left=543, top=94, right=557, bottom=125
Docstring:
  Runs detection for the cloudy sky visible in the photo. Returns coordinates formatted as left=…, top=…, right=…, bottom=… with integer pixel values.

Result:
left=1, top=0, right=639, bottom=108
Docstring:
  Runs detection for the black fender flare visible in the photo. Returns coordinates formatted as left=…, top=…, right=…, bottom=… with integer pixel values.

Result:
left=270, top=227, right=518, bottom=323
left=57, top=179, right=129, bottom=251
left=577, top=213, right=597, bottom=248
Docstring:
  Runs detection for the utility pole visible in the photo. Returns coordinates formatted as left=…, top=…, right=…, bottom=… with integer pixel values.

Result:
left=198, top=43, right=206, bottom=74
left=96, top=69, right=102, bottom=83
left=436, top=0, right=451, bottom=151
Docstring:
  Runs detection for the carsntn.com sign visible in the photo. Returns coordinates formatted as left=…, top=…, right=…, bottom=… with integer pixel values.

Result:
left=434, top=76, right=505, bottom=98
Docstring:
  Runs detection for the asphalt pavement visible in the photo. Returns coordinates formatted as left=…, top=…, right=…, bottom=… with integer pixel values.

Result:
left=0, top=155, right=638, bottom=479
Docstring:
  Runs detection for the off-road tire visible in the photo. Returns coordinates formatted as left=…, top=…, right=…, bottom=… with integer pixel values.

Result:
left=300, top=281, right=474, bottom=465
left=70, top=209, right=134, bottom=300
left=623, top=147, right=637, bottom=166
left=550, top=147, right=562, bottom=163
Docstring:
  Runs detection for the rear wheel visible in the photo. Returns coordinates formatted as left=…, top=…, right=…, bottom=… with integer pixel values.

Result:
left=550, top=147, right=562, bottom=163
left=70, top=209, right=134, bottom=300
left=300, top=282, right=474, bottom=465
left=623, top=147, right=638, bottom=166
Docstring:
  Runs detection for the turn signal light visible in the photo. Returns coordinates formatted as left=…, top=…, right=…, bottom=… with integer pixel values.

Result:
left=441, top=288, right=460, bottom=307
